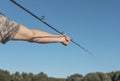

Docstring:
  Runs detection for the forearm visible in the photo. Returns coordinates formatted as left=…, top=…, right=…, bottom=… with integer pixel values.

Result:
left=29, top=35, right=64, bottom=43
left=29, top=30, right=64, bottom=43
left=13, top=25, right=70, bottom=45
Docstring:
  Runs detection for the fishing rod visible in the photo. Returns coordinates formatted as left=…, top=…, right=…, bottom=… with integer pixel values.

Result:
left=10, top=0, right=94, bottom=56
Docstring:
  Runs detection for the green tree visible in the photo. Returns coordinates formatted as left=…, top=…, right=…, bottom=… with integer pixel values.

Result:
left=107, top=71, right=116, bottom=81
left=11, top=72, right=22, bottom=81
left=66, top=73, right=83, bottom=81
left=83, top=72, right=112, bottom=81
left=21, top=72, right=32, bottom=81
left=48, top=77, right=56, bottom=81
left=107, top=71, right=120, bottom=81
left=83, top=73, right=101, bottom=81
left=0, top=69, right=11, bottom=81
left=28, top=73, right=34, bottom=81
left=96, top=72, right=111, bottom=81
left=32, top=72, right=49, bottom=81
left=114, top=71, right=120, bottom=81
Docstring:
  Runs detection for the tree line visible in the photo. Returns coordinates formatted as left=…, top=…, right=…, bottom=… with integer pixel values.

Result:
left=0, top=69, right=120, bottom=81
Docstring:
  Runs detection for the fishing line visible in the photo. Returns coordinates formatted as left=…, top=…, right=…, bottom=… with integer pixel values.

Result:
left=10, top=0, right=94, bottom=56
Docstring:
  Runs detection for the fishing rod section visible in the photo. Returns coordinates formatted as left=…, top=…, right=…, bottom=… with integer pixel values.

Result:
left=10, top=0, right=94, bottom=56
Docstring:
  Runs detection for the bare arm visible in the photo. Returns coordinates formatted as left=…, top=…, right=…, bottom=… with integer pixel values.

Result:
left=12, top=25, right=70, bottom=45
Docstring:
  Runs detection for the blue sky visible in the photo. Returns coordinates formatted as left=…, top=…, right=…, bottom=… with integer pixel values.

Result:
left=0, top=0, right=120, bottom=78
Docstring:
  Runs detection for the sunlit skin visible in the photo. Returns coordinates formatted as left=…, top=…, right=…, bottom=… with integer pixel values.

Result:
left=12, top=25, right=70, bottom=46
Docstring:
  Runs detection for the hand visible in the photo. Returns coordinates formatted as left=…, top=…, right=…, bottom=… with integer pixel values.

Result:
left=61, top=36, right=70, bottom=46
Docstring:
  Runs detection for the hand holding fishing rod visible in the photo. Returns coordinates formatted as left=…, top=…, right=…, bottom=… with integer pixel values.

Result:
left=10, top=0, right=94, bottom=56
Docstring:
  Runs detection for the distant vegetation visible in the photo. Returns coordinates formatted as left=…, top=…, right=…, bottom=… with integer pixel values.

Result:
left=0, top=69, right=120, bottom=81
